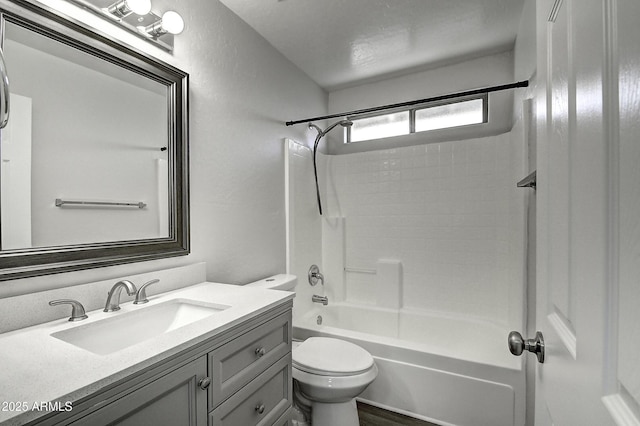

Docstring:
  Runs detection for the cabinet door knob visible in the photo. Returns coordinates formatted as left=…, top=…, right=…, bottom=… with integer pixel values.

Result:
left=198, top=377, right=211, bottom=390
left=255, top=403, right=265, bottom=414
left=255, top=347, right=266, bottom=357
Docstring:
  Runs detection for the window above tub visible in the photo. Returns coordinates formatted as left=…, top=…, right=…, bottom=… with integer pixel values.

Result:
left=346, top=95, right=488, bottom=144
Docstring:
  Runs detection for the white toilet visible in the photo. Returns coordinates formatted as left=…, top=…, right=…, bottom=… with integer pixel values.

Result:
left=245, top=274, right=378, bottom=426
left=292, top=337, right=378, bottom=426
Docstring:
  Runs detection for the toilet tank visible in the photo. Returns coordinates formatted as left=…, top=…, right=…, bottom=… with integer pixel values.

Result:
left=244, top=274, right=297, bottom=291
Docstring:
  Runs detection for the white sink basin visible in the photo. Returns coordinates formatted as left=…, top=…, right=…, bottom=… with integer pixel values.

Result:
left=51, top=299, right=230, bottom=355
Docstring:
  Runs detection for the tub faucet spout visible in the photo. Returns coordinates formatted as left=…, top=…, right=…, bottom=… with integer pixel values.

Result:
left=312, top=295, right=328, bottom=306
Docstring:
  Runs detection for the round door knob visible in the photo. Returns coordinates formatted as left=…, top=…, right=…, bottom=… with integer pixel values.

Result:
left=508, top=331, right=545, bottom=363
left=508, top=331, right=525, bottom=356
left=255, top=403, right=265, bottom=414
left=255, top=347, right=266, bottom=357
left=198, top=377, right=211, bottom=390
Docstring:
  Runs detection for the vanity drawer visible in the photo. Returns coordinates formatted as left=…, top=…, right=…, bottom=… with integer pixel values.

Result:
left=209, top=354, right=291, bottom=426
left=272, top=407, right=292, bottom=426
left=209, top=311, right=291, bottom=408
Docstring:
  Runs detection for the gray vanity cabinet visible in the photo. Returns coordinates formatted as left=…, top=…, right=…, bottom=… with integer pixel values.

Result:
left=32, top=303, right=292, bottom=426
left=69, top=357, right=208, bottom=426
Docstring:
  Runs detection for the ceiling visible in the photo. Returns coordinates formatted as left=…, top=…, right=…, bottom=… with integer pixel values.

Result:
left=218, top=0, right=526, bottom=91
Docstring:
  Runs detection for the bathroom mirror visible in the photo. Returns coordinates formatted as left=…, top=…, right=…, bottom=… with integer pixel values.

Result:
left=0, top=0, right=189, bottom=281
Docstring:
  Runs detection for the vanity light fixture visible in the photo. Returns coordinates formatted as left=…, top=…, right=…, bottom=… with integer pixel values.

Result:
left=139, top=10, right=185, bottom=37
left=65, top=0, right=183, bottom=51
left=105, top=0, right=152, bottom=19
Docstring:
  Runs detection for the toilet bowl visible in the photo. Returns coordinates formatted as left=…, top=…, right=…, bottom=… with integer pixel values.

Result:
left=293, top=337, right=378, bottom=426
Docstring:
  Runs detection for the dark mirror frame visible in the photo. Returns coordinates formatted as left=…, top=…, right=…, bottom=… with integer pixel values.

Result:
left=0, top=0, right=189, bottom=281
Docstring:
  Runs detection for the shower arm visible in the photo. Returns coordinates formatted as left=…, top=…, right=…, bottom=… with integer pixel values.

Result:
left=317, top=121, right=345, bottom=137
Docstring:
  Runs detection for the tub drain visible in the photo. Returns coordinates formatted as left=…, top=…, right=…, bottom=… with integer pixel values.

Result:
left=316, top=315, right=323, bottom=325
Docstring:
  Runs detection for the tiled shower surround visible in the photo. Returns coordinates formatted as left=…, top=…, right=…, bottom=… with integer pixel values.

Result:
left=320, top=132, right=525, bottom=327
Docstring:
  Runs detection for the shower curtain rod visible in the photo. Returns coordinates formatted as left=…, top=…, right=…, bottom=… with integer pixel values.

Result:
left=285, top=80, right=529, bottom=126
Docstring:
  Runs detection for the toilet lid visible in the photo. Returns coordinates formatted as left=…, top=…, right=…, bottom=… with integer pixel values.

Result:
left=292, top=337, right=374, bottom=376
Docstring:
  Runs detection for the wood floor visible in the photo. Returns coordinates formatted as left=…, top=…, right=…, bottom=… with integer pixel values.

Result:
left=357, top=402, right=440, bottom=426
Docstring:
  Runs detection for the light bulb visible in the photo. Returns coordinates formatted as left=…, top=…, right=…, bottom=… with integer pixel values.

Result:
left=160, top=11, right=184, bottom=35
left=126, top=0, right=151, bottom=15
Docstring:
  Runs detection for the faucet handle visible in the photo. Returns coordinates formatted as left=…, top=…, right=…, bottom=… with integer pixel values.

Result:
left=49, top=299, right=88, bottom=322
left=134, top=279, right=160, bottom=305
left=308, top=265, right=324, bottom=286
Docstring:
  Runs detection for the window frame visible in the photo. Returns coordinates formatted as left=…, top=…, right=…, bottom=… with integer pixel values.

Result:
left=345, top=93, right=489, bottom=144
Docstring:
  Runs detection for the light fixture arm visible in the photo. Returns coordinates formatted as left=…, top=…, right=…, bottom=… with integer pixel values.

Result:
left=106, top=0, right=132, bottom=19
left=143, top=20, right=166, bottom=38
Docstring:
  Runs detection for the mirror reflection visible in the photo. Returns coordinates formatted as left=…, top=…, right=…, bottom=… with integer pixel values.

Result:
left=0, top=21, right=169, bottom=250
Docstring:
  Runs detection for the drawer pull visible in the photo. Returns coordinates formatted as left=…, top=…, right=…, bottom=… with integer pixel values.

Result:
left=255, top=403, right=265, bottom=414
left=198, top=377, right=211, bottom=390
left=255, top=347, right=266, bottom=357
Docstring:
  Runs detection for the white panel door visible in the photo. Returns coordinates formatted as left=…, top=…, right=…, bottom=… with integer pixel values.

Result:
left=609, top=0, right=640, bottom=421
left=535, top=0, right=640, bottom=424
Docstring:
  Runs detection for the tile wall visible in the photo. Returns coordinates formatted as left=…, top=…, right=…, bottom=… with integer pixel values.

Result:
left=322, top=132, right=525, bottom=326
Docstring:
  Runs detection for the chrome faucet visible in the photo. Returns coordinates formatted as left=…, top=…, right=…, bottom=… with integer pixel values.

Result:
left=104, top=280, right=137, bottom=312
left=308, top=265, right=324, bottom=286
left=312, top=295, right=328, bottom=306
left=134, top=279, right=160, bottom=304
left=49, top=299, right=88, bottom=321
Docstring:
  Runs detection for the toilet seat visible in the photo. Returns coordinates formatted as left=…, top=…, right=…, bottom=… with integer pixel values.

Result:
left=293, top=337, right=374, bottom=376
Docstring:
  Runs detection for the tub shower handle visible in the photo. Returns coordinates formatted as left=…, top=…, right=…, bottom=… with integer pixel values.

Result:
left=308, top=264, right=324, bottom=286
left=508, top=331, right=545, bottom=363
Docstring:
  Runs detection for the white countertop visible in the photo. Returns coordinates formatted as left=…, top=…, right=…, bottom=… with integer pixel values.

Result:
left=0, top=282, right=294, bottom=425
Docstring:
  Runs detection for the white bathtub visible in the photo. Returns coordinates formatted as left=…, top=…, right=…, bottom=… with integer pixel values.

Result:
left=293, top=303, right=525, bottom=426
